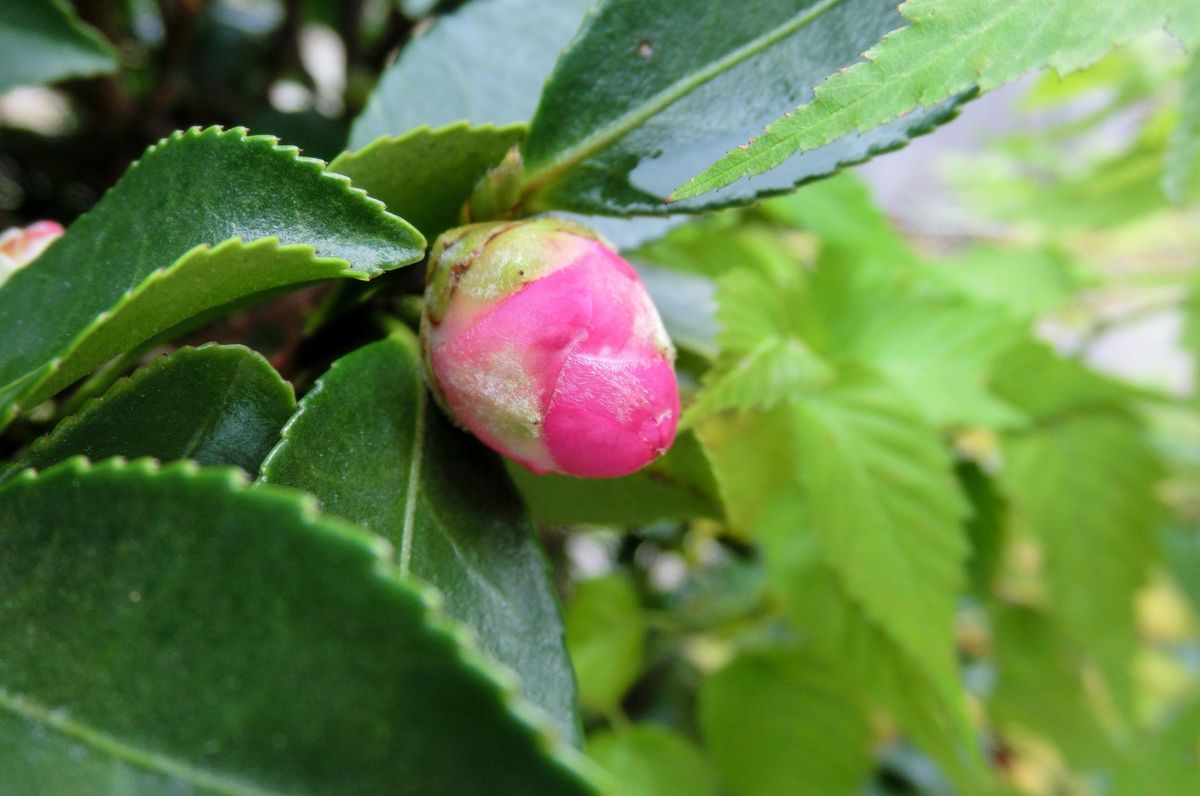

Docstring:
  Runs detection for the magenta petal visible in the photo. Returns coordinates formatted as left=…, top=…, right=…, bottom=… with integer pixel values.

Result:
left=543, top=353, right=680, bottom=478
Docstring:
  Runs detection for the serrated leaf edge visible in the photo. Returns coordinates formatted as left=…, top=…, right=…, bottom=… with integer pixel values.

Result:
left=0, top=456, right=609, bottom=794
left=3, top=344, right=294, bottom=485
left=330, top=120, right=529, bottom=174
left=0, top=236, right=358, bottom=430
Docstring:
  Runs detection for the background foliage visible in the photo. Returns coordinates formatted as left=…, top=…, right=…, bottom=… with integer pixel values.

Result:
left=1, top=1, right=1198, bottom=794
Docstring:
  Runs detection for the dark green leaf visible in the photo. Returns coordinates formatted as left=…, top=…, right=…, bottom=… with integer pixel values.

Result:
left=699, top=648, right=872, bottom=796
left=958, top=462, right=1008, bottom=597
left=10, top=345, right=294, bottom=480
left=565, top=574, right=645, bottom=713
left=520, top=0, right=967, bottom=216
left=0, top=127, right=424, bottom=429
left=673, top=0, right=1198, bottom=200
left=0, top=458, right=602, bottom=794
left=259, top=329, right=580, bottom=744
left=508, top=431, right=721, bottom=526
left=348, top=0, right=595, bottom=148
left=331, top=123, right=525, bottom=240
left=588, top=725, right=716, bottom=796
left=0, top=0, right=119, bottom=91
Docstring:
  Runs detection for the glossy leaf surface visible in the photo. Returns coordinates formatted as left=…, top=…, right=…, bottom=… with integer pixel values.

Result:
left=259, top=330, right=580, bottom=743
left=0, top=127, right=424, bottom=428
left=675, top=0, right=1200, bottom=199
left=522, top=0, right=967, bottom=215
left=10, top=345, right=294, bottom=480
left=0, top=459, right=601, bottom=794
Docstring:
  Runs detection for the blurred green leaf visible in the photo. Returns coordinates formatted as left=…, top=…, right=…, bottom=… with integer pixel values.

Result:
left=991, top=340, right=1140, bottom=420
left=1112, top=697, right=1200, bottom=796
left=1001, top=413, right=1165, bottom=715
left=959, top=462, right=1008, bottom=597
left=699, top=648, right=872, bottom=796
left=349, top=0, right=595, bottom=148
left=522, top=0, right=966, bottom=216
left=1161, top=525, right=1200, bottom=612
left=989, top=606, right=1116, bottom=767
left=925, top=246, right=1081, bottom=320
left=1165, top=53, right=1200, bottom=204
left=0, top=0, right=119, bottom=91
left=8, top=345, right=294, bottom=481
left=0, top=459, right=602, bottom=794
left=0, top=127, right=424, bottom=430
left=675, top=0, right=1200, bottom=200
left=566, top=574, right=646, bottom=713
left=808, top=260, right=1025, bottom=428
left=260, top=329, right=580, bottom=743
left=588, top=724, right=716, bottom=796
left=757, top=504, right=987, bottom=791
left=331, top=123, right=525, bottom=240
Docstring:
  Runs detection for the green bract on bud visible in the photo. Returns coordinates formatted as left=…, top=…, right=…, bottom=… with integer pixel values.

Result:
left=421, top=218, right=679, bottom=479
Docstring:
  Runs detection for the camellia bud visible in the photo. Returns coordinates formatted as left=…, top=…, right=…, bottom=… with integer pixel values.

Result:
left=0, top=220, right=64, bottom=286
left=422, top=218, right=679, bottom=478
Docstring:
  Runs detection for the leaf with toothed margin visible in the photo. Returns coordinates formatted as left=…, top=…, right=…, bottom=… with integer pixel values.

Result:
left=0, top=458, right=606, bottom=795
left=259, top=329, right=582, bottom=745
left=3, top=345, right=295, bottom=484
left=0, top=0, right=119, bottom=92
left=331, top=123, right=526, bottom=240
left=0, top=126, right=425, bottom=431
left=519, top=0, right=971, bottom=216
left=672, top=0, right=1200, bottom=201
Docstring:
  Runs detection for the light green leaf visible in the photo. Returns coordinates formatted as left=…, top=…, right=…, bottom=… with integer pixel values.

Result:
left=259, top=329, right=580, bottom=744
left=698, top=383, right=986, bottom=788
left=1112, top=697, right=1200, bottom=796
left=1165, top=53, right=1200, bottom=204
left=756, top=502, right=986, bottom=791
left=565, top=575, right=645, bottom=713
left=788, top=374, right=969, bottom=690
left=9, top=345, right=294, bottom=481
left=674, top=0, right=1200, bottom=200
left=699, top=649, right=872, bottom=796
left=0, top=458, right=602, bottom=794
left=1161, top=525, right=1200, bottom=612
left=1001, top=412, right=1165, bottom=715
left=991, top=339, right=1140, bottom=420
left=521, top=0, right=968, bottom=216
left=349, top=0, right=595, bottom=148
left=508, top=431, right=722, bottom=526
left=989, top=606, right=1116, bottom=767
left=0, top=0, right=118, bottom=91
left=330, top=122, right=525, bottom=239
left=588, top=725, right=717, bottom=796
left=925, top=245, right=1081, bottom=320
left=810, top=274, right=1024, bottom=428
left=759, top=172, right=920, bottom=272
left=685, top=337, right=833, bottom=423
left=0, top=127, right=424, bottom=430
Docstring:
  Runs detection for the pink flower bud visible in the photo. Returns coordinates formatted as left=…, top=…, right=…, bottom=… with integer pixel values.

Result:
left=0, top=220, right=64, bottom=285
left=422, top=219, right=679, bottom=478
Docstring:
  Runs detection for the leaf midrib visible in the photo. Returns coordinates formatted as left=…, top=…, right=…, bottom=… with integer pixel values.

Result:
left=521, top=0, right=848, bottom=200
left=399, top=372, right=428, bottom=575
left=0, top=689, right=284, bottom=796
